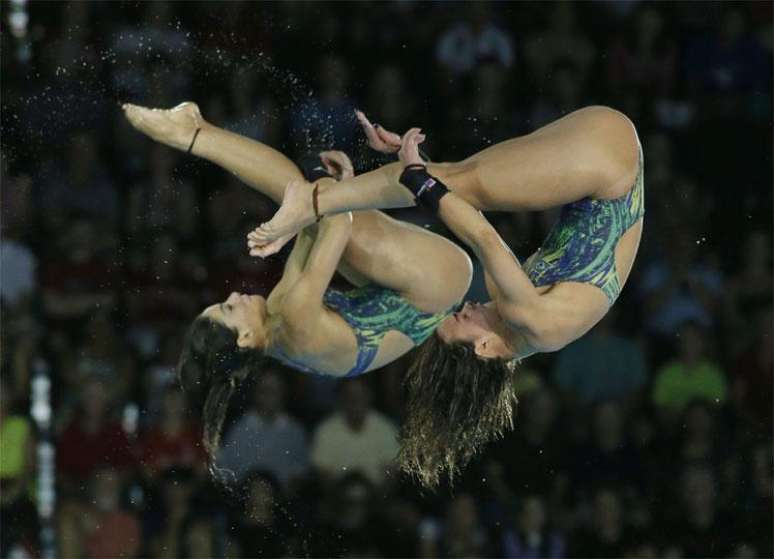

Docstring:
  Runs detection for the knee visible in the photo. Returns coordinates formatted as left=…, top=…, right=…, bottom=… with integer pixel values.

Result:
left=429, top=161, right=483, bottom=206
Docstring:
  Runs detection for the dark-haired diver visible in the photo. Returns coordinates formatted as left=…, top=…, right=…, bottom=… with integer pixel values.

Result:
left=122, top=103, right=516, bottom=487
left=253, top=105, right=644, bottom=365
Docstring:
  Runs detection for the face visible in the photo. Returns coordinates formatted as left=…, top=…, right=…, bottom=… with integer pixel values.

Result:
left=437, top=302, right=511, bottom=359
left=201, top=292, right=268, bottom=349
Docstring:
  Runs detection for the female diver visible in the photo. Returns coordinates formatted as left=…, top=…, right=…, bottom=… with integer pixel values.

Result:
left=254, top=105, right=644, bottom=366
left=122, top=103, right=518, bottom=487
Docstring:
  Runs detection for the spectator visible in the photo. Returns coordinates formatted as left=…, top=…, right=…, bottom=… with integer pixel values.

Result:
left=651, top=323, right=728, bottom=418
left=729, top=306, right=773, bottom=434
left=371, top=494, right=422, bottom=557
left=607, top=6, right=678, bottom=113
left=37, top=132, right=118, bottom=229
left=435, top=3, right=515, bottom=77
left=553, top=311, right=647, bottom=406
left=639, top=231, right=724, bottom=340
left=218, top=369, right=309, bottom=488
left=529, top=58, right=587, bottom=128
left=684, top=7, right=769, bottom=114
left=486, top=388, right=565, bottom=500
left=662, top=465, right=733, bottom=557
left=0, top=230, right=36, bottom=310
left=310, top=379, right=399, bottom=486
left=146, top=467, right=209, bottom=558
left=125, top=145, right=197, bottom=242
left=40, top=216, right=118, bottom=323
left=310, top=472, right=379, bottom=557
left=140, top=386, right=206, bottom=480
left=570, top=487, right=632, bottom=557
left=82, top=468, right=141, bottom=559
left=228, top=471, right=289, bottom=558
left=0, top=379, right=37, bottom=557
left=568, top=402, right=643, bottom=497
left=524, top=3, right=596, bottom=89
left=419, top=493, right=493, bottom=557
left=290, top=55, right=358, bottom=152
left=677, top=401, right=724, bottom=464
left=724, top=231, right=773, bottom=353
left=57, top=376, right=136, bottom=491
left=501, top=494, right=566, bottom=558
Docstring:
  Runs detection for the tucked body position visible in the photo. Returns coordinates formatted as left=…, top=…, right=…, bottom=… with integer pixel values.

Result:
left=123, top=103, right=521, bottom=487
left=254, top=105, right=644, bottom=366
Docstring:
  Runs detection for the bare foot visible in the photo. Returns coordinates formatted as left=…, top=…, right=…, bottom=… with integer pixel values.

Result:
left=250, top=180, right=316, bottom=250
left=246, top=230, right=294, bottom=258
left=122, top=102, right=204, bottom=151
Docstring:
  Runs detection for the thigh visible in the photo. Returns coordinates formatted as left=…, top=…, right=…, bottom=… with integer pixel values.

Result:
left=434, top=106, right=640, bottom=212
left=341, top=211, right=472, bottom=313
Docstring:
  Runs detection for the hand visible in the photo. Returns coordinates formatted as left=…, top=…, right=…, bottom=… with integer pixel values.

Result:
left=398, top=127, right=426, bottom=167
left=320, top=150, right=354, bottom=180
left=355, top=110, right=402, bottom=153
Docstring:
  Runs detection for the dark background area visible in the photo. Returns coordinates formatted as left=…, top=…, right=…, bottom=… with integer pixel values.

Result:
left=1, top=1, right=772, bottom=558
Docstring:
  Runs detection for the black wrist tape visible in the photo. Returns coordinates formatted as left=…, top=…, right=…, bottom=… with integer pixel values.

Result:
left=398, top=165, right=450, bottom=213
left=297, top=153, right=333, bottom=182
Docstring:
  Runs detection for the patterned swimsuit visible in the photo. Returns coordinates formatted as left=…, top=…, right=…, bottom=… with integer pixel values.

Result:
left=523, top=147, right=645, bottom=304
left=272, top=285, right=453, bottom=377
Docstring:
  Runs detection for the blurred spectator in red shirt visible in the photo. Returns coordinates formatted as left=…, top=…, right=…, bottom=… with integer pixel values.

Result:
left=85, top=468, right=141, bottom=559
left=57, top=376, right=136, bottom=490
left=40, top=216, right=118, bottom=323
left=140, top=386, right=206, bottom=480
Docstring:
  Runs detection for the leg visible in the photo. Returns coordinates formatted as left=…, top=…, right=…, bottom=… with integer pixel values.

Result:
left=123, top=102, right=300, bottom=204
left=263, top=106, right=640, bottom=237
left=123, top=103, right=470, bottom=312
left=345, top=211, right=472, bottom=313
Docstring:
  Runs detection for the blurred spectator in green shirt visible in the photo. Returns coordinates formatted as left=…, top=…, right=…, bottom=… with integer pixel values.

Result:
left=652, top=323, right=727, bottom=418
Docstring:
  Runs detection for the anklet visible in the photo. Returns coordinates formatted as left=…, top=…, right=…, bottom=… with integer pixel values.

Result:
left=187, top=128, right=201, bottom=154
left=313, top=183, right=322, bottom=222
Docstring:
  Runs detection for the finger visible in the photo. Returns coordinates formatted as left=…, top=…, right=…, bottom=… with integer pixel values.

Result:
left=355, top=110, right=383, bottom=145
left=354, top=109, right=373, bottom=128
left=376, top=126, right=402, bottom=147
left=324, top=150, right=354, bottom=176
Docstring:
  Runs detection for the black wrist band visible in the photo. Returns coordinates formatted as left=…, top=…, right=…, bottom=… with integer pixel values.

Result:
left=398, top=165, right=450, bottom=213
left=297, top=153, right=333, bottom=182
left=187, top=128, right=201, bottom=154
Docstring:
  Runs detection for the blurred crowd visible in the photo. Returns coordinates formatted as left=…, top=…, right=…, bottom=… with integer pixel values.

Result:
left=1, top=1, right=772, bottom=558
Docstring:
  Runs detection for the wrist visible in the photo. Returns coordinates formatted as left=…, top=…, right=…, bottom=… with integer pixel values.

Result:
left=398, top=165, right=449, bottom=212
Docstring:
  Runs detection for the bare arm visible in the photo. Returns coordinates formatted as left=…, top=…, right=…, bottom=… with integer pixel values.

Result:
left=437, top=192, right=539, bottom=312
left=265, top=226, right=316, bottom=313
left=281, top=210, right=353, bottom=318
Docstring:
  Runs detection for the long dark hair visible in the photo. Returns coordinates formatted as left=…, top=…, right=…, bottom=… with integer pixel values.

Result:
left=177, top=316, right=266, bottom=475
left=399, top=334, right=518, bottom=488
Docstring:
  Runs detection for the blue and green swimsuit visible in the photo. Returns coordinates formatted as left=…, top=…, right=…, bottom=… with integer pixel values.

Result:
left=523, top=148, right=645, bottom=304
left=272, top=285, right=452, bottom=377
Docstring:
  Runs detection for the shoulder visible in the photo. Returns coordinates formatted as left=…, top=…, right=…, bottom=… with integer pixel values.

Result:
left=497, top=298, right=571, bottom=354
left=501, top=287, right=608, bottom=355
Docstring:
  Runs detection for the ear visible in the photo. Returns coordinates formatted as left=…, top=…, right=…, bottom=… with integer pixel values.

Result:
left=474, top=336, right=494, bottom=359
left=474, top=335, right=508, bottom=359
left=236, top=328, right=255, bottom=349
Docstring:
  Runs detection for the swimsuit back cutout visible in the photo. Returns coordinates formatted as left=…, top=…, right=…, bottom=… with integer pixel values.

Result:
left=524, top=146, right=645, bottom=304
left=271, top=285, right=454, bottom=377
